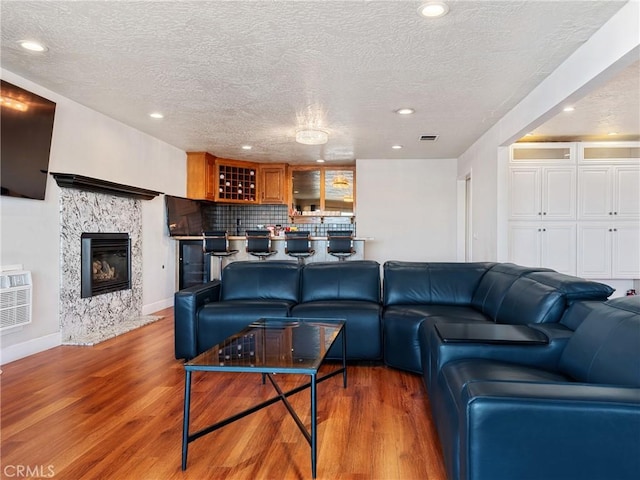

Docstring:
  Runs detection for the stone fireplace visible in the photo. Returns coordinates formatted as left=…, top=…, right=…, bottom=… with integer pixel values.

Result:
left=52, top=173, right=162, bottom=345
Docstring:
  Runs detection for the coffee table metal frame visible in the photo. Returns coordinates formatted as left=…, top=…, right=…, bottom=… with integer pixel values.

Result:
left=181, top=318, right=347, bottom=479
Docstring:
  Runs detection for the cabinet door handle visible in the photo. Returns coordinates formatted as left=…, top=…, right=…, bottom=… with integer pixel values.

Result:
left=609, top=229, right=613, bottom=232
left=609, top=212, right=613, bottom=215
left=614, top=212, right=618, bottom=215
left=542, top=228, right=546, bottom=232
left=614, top=228, right=618, bottom=232
left=538, top=212, right=542, bottom=216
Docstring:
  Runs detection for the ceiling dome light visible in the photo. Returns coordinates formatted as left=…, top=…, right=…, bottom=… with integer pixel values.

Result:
left=563, top=106, right=575, bottom=112
left=316, top=159, right=325, bottom=163
left=18, top=40, right=47, bottom=52
left=391, top=145, right=403, bottom=149
left=149, top=112, right=164, bottom=119
left=395, top=108, right=415, bottom=115
left=296, top=129, right=328, bottom=145
left=418, top=2, right=449, bottom=18
left=242, top=145, right=252, bottom=150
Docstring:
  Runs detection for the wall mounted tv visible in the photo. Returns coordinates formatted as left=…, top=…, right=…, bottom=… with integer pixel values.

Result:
left=165, top=195, right=204, bottom=236
left=1, top=80, right=57, bottom=200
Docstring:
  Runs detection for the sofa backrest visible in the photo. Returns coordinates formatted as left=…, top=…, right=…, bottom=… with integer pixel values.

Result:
left=494, top=277, right=565, bottom=324
left=300, top=260, right=380, bottom=303
left=470, top=263, right=551, bottom=318
left=383, top=261, right=494, bottom=306
left=559, top=296, right=640, bottom=387
left=221, top=261, right=300, bottom=302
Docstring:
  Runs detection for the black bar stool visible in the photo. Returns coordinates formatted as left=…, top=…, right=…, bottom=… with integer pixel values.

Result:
left=284, top=231, right=315, bottom=264
left=327, top=230, right=355, bottom=261
left=203, top=231, right=238, bottom=280
left=245, top=230, right=277, bottom=260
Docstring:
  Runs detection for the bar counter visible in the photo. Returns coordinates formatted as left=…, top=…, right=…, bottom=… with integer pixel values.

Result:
left=173, top=235, right=372, bottom=287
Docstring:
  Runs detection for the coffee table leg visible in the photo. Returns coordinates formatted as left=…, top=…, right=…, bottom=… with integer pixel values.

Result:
left=182, top=370, right=192, bottom=470
left=342, top=327, right=347, bottom=388
left=311, top=373, right=317, bottom=479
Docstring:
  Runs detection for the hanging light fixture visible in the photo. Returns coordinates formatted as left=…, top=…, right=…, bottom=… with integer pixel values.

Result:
left=332, top=175, right=350, bottom=189
left=296, top=129, right=329, bottom=145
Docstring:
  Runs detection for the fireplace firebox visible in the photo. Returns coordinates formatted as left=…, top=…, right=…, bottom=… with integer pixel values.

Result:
left=81, top=233, right=131, bottom=298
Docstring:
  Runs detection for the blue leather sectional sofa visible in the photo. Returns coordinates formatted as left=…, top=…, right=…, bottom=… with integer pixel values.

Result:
left=174, top=259, right=640, bottom=480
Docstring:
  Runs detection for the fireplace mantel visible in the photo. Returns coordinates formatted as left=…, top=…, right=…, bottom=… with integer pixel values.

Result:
left=51, top=172, right=162, bottom=200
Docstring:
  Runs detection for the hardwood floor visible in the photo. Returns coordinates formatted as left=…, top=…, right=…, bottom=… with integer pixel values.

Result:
left=0, top=308, right=447, bottom=480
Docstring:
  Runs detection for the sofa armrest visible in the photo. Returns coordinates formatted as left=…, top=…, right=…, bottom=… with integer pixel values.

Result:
left=174, top=280, right=221, bottom=360
left=421, top=321, right=573, bottom=393
left=460, top=381, right=640, bottom=480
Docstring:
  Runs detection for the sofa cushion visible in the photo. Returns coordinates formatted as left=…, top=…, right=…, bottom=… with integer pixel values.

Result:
left=559, top=296, right=640, bottom=386
left=383, top=261, right=494, bottom=306
left=300, top=260, right=380, bottom=303
left=291, top=300, right=382, bottom=360
left=197, top=299, right=294, bottom=353
left=221, top=261, right=300, bottom=302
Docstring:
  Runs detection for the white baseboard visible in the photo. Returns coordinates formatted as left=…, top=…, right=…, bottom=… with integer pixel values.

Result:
left=142, top=297, right=173, bottom=316
left=0, top=332, right=62, bottom=365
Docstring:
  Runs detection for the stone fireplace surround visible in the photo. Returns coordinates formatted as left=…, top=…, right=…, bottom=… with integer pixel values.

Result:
left=53, top=173, right=162, bottom=345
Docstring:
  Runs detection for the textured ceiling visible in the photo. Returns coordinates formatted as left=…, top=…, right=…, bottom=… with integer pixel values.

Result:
left=0, top=1, right=633, bottom=165
left=523, top=59, right=640, bottom=142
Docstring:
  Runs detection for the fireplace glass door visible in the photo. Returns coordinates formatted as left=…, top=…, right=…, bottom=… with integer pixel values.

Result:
left=81, top=233, right=131, bottom=298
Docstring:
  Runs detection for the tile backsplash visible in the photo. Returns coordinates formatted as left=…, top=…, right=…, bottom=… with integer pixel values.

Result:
left=202, top=203, right=355, bottom=236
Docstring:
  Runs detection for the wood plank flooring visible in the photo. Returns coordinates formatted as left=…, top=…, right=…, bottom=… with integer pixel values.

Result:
left=0, top=308, right=447, bottom=480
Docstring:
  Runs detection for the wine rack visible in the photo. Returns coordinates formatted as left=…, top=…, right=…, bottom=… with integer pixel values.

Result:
left=218, top=164, right=257, bottom=202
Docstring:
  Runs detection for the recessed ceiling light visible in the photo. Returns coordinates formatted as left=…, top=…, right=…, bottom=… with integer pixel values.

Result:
left=563, top=106, right=575, bottom=112
left=525, top=132, right=535, bottom=137
left=395, top=108, right=415, bottom=115
left=242, top=145, right=252, bottom=150
left=418, top=2, right=449, bottom=18
left=316, top=159, right=325, bottom=163
left=607, top=132, right=618, bottom=136
left=149, top=112, right=164, bottom=119
left=18, top=40, right=47, bottom=52
left=392, top=145, right=403, bottom=150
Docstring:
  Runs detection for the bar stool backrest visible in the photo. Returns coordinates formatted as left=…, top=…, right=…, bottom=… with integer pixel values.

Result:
left=203, top=230, right=232, bottom=254
left=327, top=230, right=355, bottom=260
left=285, top=231, right=313, bottom=255
left=245, top=230, right=276, bottom=260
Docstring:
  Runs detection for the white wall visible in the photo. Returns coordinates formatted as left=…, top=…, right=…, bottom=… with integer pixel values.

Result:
left=356, top=159, right=458, bottom=265
left=458, top=0, right=640, bottom=263
left=0, top=69, right=186, bottom=363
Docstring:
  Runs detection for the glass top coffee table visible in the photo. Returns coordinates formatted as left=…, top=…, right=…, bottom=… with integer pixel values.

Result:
left=181, top=317, right=347, bottom=479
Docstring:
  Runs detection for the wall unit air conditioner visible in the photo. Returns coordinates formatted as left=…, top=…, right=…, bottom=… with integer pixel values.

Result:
left=0, top=269, right=32, bottom=331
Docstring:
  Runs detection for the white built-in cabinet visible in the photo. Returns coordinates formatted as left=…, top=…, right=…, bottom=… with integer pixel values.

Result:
left=508, top=143, right=577, bottom=274
left=508, top=141, right=640, bottom=279
left=508, top=222, right=577, bottom=275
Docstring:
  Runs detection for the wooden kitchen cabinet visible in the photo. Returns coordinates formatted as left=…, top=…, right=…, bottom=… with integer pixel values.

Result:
left=186, top=152, right=216, bottom=200
left=259, top=164, right=287, bottom=204
left=215, top=158, right=258, bottom=203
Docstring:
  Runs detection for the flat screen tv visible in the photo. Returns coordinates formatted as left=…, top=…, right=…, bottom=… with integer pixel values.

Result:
left=165, top=195, right=203, bottom=236
left=1, top=80, right=57, bottom=200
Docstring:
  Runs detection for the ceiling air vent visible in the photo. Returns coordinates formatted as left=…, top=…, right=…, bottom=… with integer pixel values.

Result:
left=420, top=134, right=439, bottom=141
